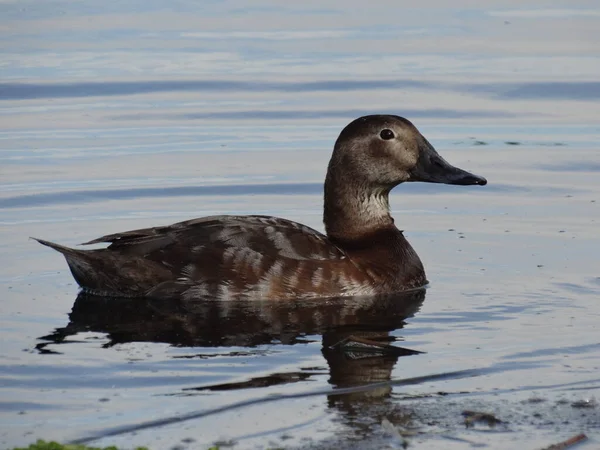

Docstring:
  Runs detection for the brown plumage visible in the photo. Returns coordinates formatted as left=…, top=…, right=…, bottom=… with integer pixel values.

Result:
left=35, top=115, right=486, bottom=300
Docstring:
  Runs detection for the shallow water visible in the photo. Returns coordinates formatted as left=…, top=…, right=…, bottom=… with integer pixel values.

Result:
left=1, top=1, right=600, bottom=449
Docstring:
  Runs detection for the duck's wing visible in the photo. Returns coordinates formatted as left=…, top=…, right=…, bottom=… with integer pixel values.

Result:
left=82, top=215, right=345, bottom=262
left=76, top=215, right=351, bottom=299
left=37, top=215, right=371, bottom=299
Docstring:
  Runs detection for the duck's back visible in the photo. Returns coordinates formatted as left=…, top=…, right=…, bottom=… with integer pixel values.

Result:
left=38, top=215, right=375, bottom=300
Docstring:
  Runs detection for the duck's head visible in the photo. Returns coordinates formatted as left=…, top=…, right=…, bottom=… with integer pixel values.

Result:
left=329, top=115, right=487, bottom=188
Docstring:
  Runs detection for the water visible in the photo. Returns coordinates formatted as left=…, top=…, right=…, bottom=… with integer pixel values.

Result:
left=1, top=1, right=600, bottom=449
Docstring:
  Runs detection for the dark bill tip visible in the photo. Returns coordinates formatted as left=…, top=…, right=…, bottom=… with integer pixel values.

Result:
left=452, top=173, right=487, bottom=186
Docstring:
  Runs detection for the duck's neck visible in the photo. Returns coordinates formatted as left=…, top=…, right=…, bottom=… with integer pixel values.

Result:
left=323, top=171, right=395, bottom=242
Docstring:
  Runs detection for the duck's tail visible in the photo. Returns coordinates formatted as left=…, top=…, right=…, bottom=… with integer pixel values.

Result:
left=32, top=238, right=80, bottom=256
left=32, top=237, right=101, bottom=290
left=33, top=237, right=168, bottom=297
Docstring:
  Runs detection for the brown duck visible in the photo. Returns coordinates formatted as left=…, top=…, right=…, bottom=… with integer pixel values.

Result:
left=35, top=115, right=486, bottom=300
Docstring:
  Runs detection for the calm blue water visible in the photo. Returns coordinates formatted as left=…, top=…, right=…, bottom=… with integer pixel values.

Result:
left=1, top=2, right=600, bottom=449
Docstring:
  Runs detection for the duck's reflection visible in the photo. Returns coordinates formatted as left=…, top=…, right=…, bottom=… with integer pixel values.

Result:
left=38, top=289, right=425, bottom=432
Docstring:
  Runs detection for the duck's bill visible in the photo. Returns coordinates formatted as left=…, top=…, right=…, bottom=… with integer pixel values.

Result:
left=409, top=141, right=487, bottom=186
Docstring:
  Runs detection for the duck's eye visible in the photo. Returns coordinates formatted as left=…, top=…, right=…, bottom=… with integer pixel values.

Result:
left=380, top=129, right=395, bottom=140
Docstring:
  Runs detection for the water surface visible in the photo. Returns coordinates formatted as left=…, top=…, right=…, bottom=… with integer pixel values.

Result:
left=1, top=1, right=600, bottom=449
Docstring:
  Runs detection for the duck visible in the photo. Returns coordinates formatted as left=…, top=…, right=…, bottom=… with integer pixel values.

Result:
left=35, top=115, right=486, bottom=300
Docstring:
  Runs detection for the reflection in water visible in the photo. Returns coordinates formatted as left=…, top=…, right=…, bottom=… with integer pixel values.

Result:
left=39, top=289, right=425, bottom=350
left=38, top=289, right=425, bottom=439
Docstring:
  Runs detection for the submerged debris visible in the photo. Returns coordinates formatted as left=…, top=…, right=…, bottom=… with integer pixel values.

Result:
left=522, top=396, right=546, bottom=404
left=381, top=417, right=413, bottom=449
left=570, top=398, right=596, bottom=409
left=539, top=433, right=588, bottom=450
left=462, top=410, right=504, bottom=428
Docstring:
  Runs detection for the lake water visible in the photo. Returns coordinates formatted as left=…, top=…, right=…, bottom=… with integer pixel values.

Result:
left=1, top=1, right=600, bottom=449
